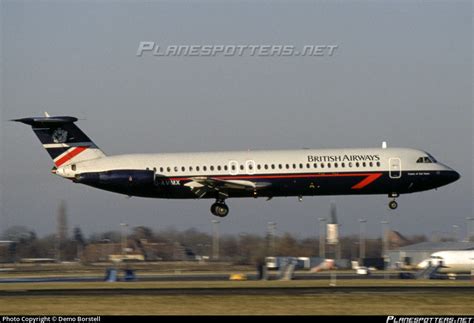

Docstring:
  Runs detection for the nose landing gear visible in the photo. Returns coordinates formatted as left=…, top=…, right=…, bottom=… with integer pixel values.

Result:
left=388, top=193, right=399, bottom=210
left=389, top=200, right=398, bottom=210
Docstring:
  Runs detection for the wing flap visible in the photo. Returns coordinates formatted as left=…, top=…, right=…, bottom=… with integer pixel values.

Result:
left=184, top=177, right=270, bottom=198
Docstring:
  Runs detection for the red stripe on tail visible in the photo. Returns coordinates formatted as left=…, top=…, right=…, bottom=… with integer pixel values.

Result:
left=55, top=147, right=88, bottom=167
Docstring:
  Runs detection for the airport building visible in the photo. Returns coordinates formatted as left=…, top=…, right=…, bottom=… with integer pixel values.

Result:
left=387, top=241, right=474, bottom=269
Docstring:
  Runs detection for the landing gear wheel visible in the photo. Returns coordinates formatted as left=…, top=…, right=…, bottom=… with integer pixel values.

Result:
left=389, top=200, right=398, bottom=210
left=210, top=204, right=217, bottom=215
left=211, top=202, right=229, bottom=217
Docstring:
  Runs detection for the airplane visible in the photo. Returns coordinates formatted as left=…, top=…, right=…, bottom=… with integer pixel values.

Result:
left=417, top=250, right=474, bottom=274
left=13, top=114, right=460, bottom=217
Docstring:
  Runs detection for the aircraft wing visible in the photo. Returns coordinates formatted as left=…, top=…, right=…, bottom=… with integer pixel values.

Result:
left=184, top=177, right=270, bottom=198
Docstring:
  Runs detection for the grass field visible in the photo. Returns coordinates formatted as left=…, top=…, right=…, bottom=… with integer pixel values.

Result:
left=1, top=280, right=473, bottom=315
left=1, top=293, right=473, bottom=315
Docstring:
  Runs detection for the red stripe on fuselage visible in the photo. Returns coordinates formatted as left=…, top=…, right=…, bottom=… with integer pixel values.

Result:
left=168, top=172, right=383, bottom=189
left=55, top=147, right=87, bottom=167
left=350, top=173, right=383, bottom=189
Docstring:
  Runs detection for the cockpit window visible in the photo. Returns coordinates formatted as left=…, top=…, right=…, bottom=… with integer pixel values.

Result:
left=426, top=153, right=437, bottom=163
left=416, top=156, right=434, bottom=164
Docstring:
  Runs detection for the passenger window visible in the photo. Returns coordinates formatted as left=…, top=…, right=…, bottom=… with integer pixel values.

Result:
left=313, top=163, right=317, bottom=168
left=369, top=162, right=373, bottom=167
left=264, top=164, right=268, bottom=170
left=355, top=162, right=360, bottom=167
left=293, top=164, right=296, bottom=169
left=203, top=166, right=207, bottom=171
left=174, top=166, right=178, bottom=172
left=229, top=161, right=239, bottom=175
left=167, top=167, right=171, bottom=172
left=349, top=162, right=352, bottom=168
left=271, top=164, right=275, bottom=169
left=299, top=163, right=303, bottom=169
left=189, top=166, right=193, bottom=171
left=341, top=162, right=345, bottom=168
left=334, top=163, right=338, bottom=168
left=210, top=166, right=214, bottom=171
left=278, top=164, right=282, bottom=169
left=257, top=164, right=261, bottom=170
left=196, top=166, right=200, bottom=171
left=362, top=162, right=366, bottom=167
left=217, top=165, right=221, bottom=171
left=328, top=163, right=331, bottom=168
left=71, top=164, right=76, bottom=171
left=181, top=166, right=185, bottom=172
left=286, top=164, right=290, bottom=169
left=321, top=163, right=325, bottom=168
left=306, top=163, right=310, bottom=168
left=240, top=165, right=244, bottom=170
left=224, top=165, right=228, bottom=171
left=160, top=167, right=164, bottom=172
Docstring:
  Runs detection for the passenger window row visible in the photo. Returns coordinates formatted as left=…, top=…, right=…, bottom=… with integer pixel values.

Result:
left=148, top=161, right=381, bottom=173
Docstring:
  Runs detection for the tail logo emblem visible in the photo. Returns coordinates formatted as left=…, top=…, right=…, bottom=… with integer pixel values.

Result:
left=52, top=128, right=68, bottom=143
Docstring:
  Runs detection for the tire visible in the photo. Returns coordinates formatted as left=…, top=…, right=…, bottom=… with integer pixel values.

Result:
left=389, top=201, right=398, bottom=210
left=210, top=204, right=218, bottom=215
left=215, top=204, right=229, bottom=217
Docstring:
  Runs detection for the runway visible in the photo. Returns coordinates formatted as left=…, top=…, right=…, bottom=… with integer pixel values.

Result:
left=0, top=273, right=396, bottom=283
left=0, top=272, right=471, bottom=283
left=1, top=286, right=473, bottom=296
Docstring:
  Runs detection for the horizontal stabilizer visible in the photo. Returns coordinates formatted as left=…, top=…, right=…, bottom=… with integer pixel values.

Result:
left=11, top=116, right=78, bottom=126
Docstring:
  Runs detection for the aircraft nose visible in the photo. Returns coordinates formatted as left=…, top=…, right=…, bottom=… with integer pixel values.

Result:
left=445, top=170, right=460, bottom=184
left=451, top=170, right=461, bottom=182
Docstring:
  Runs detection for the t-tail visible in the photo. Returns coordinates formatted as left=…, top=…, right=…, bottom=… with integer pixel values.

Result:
left=12, top=113, right=106, bottom=168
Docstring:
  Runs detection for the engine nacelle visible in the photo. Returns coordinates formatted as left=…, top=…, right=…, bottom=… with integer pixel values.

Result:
left=74, top=169, right=155, bottom=187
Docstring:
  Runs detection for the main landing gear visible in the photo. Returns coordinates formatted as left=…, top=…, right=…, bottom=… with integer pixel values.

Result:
left=388, top=193, right=399, bottom=210
left=211, top=200, right=229, bottom=217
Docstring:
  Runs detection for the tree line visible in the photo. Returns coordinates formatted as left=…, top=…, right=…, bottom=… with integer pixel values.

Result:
left=0, top=225, right=429, bottom=264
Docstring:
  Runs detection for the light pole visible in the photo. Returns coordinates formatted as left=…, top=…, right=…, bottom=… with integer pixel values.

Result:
left=267, top=221, right=276, bottom=255
left=120, top=223, right=128, bottom=260
left=381, top=220, right=389, bottom=269
left=452, top=225, right=459, bottom=242
left=359, top=219, right=367, bottom=263
left=212, top=220, right=220, bottom=260
left=318, top=218, right=326, bottom=258
left=239, top=232, right=247, bottom=260
left=465, top=217, right=473, bottom=242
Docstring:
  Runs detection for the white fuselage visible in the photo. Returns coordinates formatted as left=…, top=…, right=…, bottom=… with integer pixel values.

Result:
left=57, top=147, right=451, bottom=180
left=417, top=250, right=474, bottom=274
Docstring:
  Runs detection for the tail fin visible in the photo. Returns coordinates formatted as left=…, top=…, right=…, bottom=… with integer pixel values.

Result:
left=12, top=115, right=106, bottom=167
